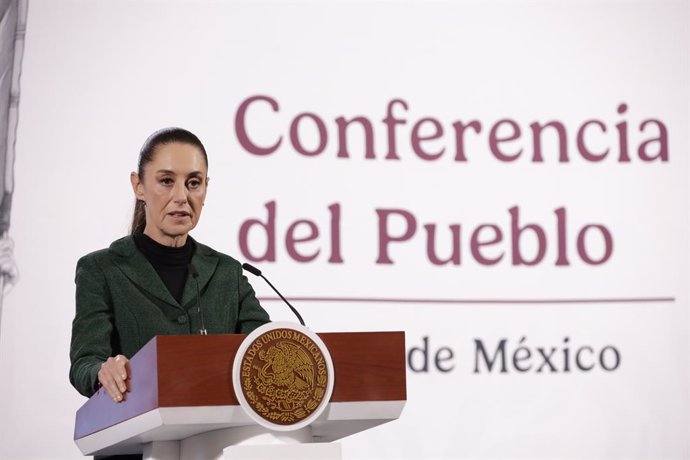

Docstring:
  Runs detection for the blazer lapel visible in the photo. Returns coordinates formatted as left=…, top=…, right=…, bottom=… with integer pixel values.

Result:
left=109, top=236, right=181, bottom=308
left=180, top=238, right=219, bottom=308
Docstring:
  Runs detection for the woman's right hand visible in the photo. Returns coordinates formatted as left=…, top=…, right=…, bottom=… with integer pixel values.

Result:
left=98, top=355, right=129, bottom=402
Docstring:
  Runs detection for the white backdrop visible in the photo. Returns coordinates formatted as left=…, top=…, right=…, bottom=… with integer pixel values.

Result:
left=0, top=0, right=688, bottom=459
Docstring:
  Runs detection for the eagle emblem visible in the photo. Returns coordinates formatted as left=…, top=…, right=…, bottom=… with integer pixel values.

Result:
left=238, top=327, right=331, bottom=426
left=258, top=341, right=315, bottom=391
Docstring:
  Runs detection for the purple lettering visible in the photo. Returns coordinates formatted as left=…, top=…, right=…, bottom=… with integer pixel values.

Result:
left=239, top=201, right=276, bottom=262
left=616, top=103, right=631, bottom=162
left=376, top=209, right=417, bottom=264
left=530, top=120, right=568, bottom=162
left=411, top=117, right=445, bottom=160
left=577, top=224, right=613, bottom=265
left=452, top=120, right=480, bottom=162
left=510, top=206, right=546, bottom=265
left=290, top=113, right=327, bottom=156
left=235, top=95, right=282, bottom=155
left=424, top=223, right=461, bottom=265
left=335, top=116, right=376, bottom=159
left=489, top=119, right=522, bottom=161
left=576, top=119, right=609, bottom=161
left=638, top=119, right=669, bottom=161
left=382, top=99, right=408, bottom=160
left=286, top=220, right=320, bottom=262
left=470, top=224, right=504, bottom=265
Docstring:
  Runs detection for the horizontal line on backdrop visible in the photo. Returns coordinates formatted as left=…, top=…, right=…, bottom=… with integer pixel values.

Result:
left=257, top=296, right=676, bottom=305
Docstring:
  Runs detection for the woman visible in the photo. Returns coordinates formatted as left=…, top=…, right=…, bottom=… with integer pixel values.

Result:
left=69, top=127, right=270, bottom=402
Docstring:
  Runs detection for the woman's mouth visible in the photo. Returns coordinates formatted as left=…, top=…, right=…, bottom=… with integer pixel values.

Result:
left=168, top=211, right=191, bottom=218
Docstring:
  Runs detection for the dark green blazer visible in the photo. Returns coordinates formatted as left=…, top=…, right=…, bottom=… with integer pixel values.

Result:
left=69, top=235, right=270, bottom=397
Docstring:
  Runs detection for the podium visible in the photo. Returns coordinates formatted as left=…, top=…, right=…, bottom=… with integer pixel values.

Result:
left=74, top=331, right=406, bottom=459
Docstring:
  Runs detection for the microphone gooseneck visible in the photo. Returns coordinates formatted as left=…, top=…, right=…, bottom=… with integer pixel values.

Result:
left=242, top=262, right=306, bottom=326
left=188, top=263, right=208, bottom=335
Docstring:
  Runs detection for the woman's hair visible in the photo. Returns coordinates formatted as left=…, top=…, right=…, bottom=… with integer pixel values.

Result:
left=130, top=127, right=208, bottom=235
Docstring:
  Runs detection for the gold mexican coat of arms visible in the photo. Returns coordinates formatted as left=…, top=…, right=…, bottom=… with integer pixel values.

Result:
left=239, top=328, right=330, bottom=425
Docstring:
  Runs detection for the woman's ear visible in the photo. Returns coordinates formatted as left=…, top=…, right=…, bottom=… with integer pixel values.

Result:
left=130, top=172, right=145, bottom=201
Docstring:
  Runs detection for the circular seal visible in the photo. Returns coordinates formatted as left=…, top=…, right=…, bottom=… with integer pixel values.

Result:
left=232, top=322, right=335, bottom=431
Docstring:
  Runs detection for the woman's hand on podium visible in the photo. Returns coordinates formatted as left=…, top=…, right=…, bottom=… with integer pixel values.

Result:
left=98, top=355, right=129, bottom=403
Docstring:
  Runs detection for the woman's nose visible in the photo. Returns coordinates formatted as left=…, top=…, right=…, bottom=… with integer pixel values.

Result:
left=172, top=182, right=188, bottom=204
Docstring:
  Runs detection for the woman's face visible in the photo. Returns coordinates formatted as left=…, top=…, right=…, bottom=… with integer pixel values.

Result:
left=130, top=142, right=208, bottom=247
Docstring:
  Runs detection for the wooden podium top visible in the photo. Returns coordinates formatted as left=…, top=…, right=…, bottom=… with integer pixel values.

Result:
left=75, top=331, right=406, bottom=454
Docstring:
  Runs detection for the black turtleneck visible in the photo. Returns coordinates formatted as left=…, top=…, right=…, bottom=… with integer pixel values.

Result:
left=133, top=233, right=194, bottom=303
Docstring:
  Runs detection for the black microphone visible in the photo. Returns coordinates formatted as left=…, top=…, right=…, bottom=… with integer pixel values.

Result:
left=242, top=263, right=306, bottom=326
left=188, top=263, right=208, bottom=335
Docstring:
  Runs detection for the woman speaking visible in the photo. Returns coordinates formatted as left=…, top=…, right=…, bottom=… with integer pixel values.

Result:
left=69, top=127, right=270, bottom=403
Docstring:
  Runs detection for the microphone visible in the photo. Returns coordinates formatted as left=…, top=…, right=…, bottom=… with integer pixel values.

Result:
left=242, top=263, right=306, bottom=326
left=188, top=263, right=208, bottom=335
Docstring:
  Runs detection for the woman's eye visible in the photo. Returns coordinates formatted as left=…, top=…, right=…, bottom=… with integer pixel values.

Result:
left=160, top=178, right=173, bottom=185
left=187, top=179, right=201, bottom=189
